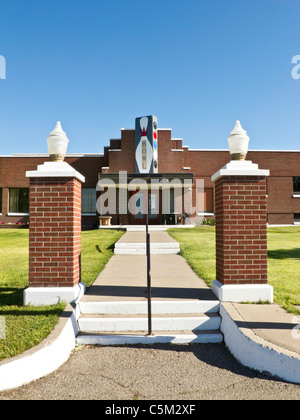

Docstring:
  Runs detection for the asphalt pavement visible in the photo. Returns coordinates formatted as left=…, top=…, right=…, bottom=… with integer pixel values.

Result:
left=0, top=343, right=299, bottom=400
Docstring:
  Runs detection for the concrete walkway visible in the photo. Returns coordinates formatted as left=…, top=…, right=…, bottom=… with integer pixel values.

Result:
left=79, top=230, right=300, bottom=384
left=80, top=254, right=216, bottom=302
left=114, top=231, right=180, bottom=254
left=78, top=231, right=222, bottom=344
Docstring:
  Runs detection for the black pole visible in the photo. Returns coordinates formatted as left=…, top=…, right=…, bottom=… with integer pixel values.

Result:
left=146, top=208, right=152, bottom=336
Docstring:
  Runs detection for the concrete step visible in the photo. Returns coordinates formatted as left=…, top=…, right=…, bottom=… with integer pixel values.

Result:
left=125, top=225, right=195, bottom=232
left=79, top=300, right=220, bottom=315
left=77, top=313, right=221, bottom=333
left=76, top=330, right=223, bottom=345
left=114, top=242, right=180, bottom=255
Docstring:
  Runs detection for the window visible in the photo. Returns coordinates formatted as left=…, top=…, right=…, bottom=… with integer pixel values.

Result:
left=294, top=214, right=300, bottom=224
left=170, top=188, right=175, bottom=213
left=0, top=188, right=2, bottom=214
left=198, top=188, right=214, bottom=215
left=293, top=177, right=300, bottom=194
left=9, top=188, right=29, bottom=214
left=82, top=188, right=96, bottom=214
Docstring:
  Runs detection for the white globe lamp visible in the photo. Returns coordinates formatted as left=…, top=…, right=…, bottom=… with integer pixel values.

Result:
left=228, top=120, right=250, bottom=161
left=47, top=121, right=69, bottom=162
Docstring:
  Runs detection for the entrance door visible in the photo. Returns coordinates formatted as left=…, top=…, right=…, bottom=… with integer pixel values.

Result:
left=130, top=191, right=161, bottom=225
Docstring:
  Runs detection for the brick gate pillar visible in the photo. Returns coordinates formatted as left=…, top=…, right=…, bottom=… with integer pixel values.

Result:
left=211, top=160, right=273, bottom=303
left=23, top=161, right=86, bottom=306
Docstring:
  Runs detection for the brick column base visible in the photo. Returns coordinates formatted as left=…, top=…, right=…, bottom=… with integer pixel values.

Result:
left=24, top=162, right=86, bottom=306
left=211, top=161, right=273, bottom=303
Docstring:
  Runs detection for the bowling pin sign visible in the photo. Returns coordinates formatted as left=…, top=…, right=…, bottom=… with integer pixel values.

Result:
left=135, top=115, right=158, bottom=174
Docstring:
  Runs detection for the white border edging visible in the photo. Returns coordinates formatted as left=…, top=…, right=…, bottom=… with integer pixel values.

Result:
left=220, top=303, right=300, bottom=384
left=212, top=280, right=274, bottom=303
left=0, top=305, right=79, bottom=392
left=23, top=283, right=86, bottom=306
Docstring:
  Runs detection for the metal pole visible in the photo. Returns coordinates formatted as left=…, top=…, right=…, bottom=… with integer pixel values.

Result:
left=146, top=206, right=152, bottom=336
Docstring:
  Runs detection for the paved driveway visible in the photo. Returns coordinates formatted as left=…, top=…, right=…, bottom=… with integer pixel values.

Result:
left=0, top=344, right=299, bottom=400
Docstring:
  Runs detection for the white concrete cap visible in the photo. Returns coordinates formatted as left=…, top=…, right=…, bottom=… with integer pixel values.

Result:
left=26, top=161, right=85, bottom=183
left=211, top=160, right=270, bottom=182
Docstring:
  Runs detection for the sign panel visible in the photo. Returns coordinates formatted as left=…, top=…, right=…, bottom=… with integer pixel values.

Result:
left=135, top=115, right=158, bottom=174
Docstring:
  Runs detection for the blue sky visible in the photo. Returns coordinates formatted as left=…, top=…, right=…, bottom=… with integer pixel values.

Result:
left=0, top=0, right=300, bottom=154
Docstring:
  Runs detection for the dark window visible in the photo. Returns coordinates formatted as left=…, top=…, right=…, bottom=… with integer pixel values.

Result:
left=9, top=188, right=29, bottom=214
left=82, top=188, right=96, bottom=214
left=293, top=177, right=300, bottom=193
left=294, top=213, right=300, bottom=223
left=0, top=188, right=2, bottom=214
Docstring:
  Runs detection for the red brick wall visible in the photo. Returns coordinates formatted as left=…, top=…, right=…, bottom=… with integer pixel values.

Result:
left=0, top=155, right=104, bottom=226
left=215, top=176, right=268, bottom=285
left=29, top=177, right=82, bottom=288
left=1, top=133, right=300, bottom=226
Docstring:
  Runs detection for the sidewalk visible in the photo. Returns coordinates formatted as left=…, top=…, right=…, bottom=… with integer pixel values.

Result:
left=81, top=230, right=300, bottom=383
left=80, top=252, right=216, bottom=302
left=83, top=231, right=300, bottom=353
left=224, top=302, right=300, bottom=356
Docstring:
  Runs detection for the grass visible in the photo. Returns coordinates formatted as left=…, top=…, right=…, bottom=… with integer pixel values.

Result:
left=81, top=229, right=125, bottom=288
left=0, top=228, right=124, bottom=361
left=267, top=227, right=300, bottom=315
left=168, top=227, right=216, bottom=288
left=168, top=226, right=300, bottom=315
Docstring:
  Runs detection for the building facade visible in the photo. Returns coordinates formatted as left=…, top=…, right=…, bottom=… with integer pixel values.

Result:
left=1, top=117, right=300, bottom=228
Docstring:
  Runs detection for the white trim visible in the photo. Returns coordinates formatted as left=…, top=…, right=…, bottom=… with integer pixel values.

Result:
left=183, top=167, right=191, bottom=170
left=23, top=282, right=86, bottom=306
left=26, top=161, right=85, bottom=183
left=185, top=149, right=300, bottom=152
left=1, top=149, right=299, bottom=158
left=211, top=160, right=270, bottom=182
left=293, top=194, right=300, bottom=198
left=0, top=305, right=79, bottom=392
left=7, top=213, right=29, bottom=217
left=211, top=280, right=274, bottom=303
left=189, top=149, right=228, bottom=152
left=198, top=212, right=214, bottom=216
left=1, top=153, right=104, bottom=158
left=171, top=149, right=184, bottom=152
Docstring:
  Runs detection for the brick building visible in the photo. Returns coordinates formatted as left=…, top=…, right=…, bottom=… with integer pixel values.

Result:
left=0, top=117, right=300, bottom=228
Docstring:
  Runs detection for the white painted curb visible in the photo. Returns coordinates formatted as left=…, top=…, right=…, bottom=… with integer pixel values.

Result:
left=0, top=305, right=79, bottom=392
left=79, top=300, right=220, bottom=315
left=220, top=303, right=300, bottom=384
left=78, top=314, right=221, bottom=333
left=76, top=332, right=223, bottom=346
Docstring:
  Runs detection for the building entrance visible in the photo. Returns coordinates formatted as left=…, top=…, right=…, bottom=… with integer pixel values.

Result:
left=130, top=190, right=161, bottom=225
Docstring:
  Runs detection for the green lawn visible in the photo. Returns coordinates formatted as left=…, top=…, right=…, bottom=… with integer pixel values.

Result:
left=0, top=228, right=124, bottom=361
left=169, top=226, right=300, bottom=315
